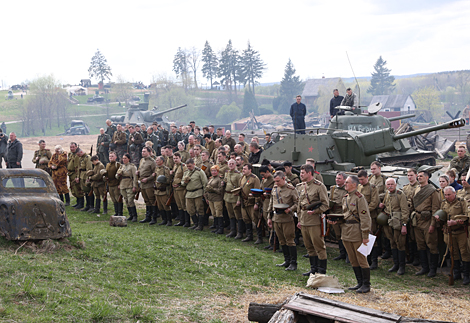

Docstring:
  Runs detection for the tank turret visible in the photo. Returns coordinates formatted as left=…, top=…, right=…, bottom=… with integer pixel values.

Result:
left=110, top=104, right=187, bottom=129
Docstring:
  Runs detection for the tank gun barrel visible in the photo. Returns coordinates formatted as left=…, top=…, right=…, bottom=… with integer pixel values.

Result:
left=153, top=104, right=187, bottom=116
left=393, top=118, right=465, bottom=140
left=388, top=114, right=416, bottom=122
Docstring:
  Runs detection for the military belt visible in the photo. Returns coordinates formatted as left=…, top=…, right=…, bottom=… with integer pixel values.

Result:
left=121, top=176, right=131, bottom=179
left=187, top=187, right=202, bottom=192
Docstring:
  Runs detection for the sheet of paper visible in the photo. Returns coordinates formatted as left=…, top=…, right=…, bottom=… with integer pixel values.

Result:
left=357, top=234, right=376, bottom=257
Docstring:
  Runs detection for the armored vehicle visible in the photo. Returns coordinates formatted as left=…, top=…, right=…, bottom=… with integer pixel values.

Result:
left=0, top=169, right=72, bottom=240
left=57, top=120, right=90, bottom=136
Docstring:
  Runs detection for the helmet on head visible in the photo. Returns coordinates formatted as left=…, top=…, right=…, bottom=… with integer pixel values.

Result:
left=376, top=212, right=389, bottom=226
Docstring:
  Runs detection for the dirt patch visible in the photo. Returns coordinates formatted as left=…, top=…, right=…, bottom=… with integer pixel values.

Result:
left=14, top=238, right=78, bottom=254
left=21, top=134, right=97, bottom=152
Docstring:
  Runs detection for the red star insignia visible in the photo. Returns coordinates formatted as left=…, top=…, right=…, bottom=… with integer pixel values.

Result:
left=308, top=146, right=313, bottom=152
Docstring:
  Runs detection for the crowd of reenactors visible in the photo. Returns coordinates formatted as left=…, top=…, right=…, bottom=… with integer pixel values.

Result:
left=32, top=119, right=470, bottom=294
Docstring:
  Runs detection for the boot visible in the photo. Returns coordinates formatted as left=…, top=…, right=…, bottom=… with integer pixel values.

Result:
left=226, top=218, right=237, bottom=238
left=59, top=194, right=64, bottom=202
left=345, top=254, right=350, bottom=264
left=190, top=215, right=198, bottom=229
left=242, top=223, right=253, bottom=242
left=254, top=226, right=263, bottom=245
left=412, top=243, right=420, bottom=266
left=356, top=268, right=371, bottom=293
left=183, top=212, right=191, bottom=228
left=415, top=250, right=429, bottom=276
left=118, top=203, right=124, bottom=217
left=428, top=253, right=439, bottom=277
left=381, top=238, right=392, bottom=259
left=452, top=261, right=462, bottom=280
left=234, top=220, right=245, bottom=239
left=102, top=200, right=108, bottom=215
left=175, top=210, right=185, bottom=226
left=285, top=246, right=298, bottom=271
left=127, top=207, right=133, bottom=221
left=317, top=258, right=327, bottom=274
left=81, top=195, right=92, bottom=211
left=240, top=221, right=246, bottom=234
left=388, top=249, right=399, bottom=272
left=370, top=247, right=379, bottom=270
left=149, top=207, right=159, bottom=225
left=131, top=206, right=138, bottom=222
left=196, top=215, right=205, bottom=231
left=72, top=197, right=79, bottom=208
left=334, top=240, right=347, bottom=260
left=64, top=193, right=70, bottom=206
left=116, top=203, right=123, bottom=218
left=158, top=210, right=167, bottom=225
left=216, top=218, right=225, bottom=234
left=407, top=242, right=416, bottom=264
left=276, top=245, right=291, bottom=268
left=303, top=256, right=318, bottom=276
left=211, top=218, right=219, bottom=233
left=91, top=198, right=100, bottom=213
left=397, top=250, right=406, bottom=275
left=140, top=206, right=152, bottom=223
left=165, top=211, right=173, bottom=226
left=349, top=267, right=363, bottom=290
left=462, top=261, right=470, bottom=285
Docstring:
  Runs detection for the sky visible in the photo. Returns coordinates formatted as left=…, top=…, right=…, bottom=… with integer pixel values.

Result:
left=1, top=0, right=469, bottom=88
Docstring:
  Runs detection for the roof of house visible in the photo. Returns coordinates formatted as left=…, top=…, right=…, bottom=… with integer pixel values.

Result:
left=302, top=77, right=341, bottom=97
left=368, top=95, right=415, bottom=109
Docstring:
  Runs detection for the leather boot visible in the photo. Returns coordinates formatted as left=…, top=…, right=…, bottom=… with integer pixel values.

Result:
left=276, top=245, right=291, bottom=267
left=462, top=261, right=470, bottom=285
left=411, top=242, right=420, bottom=266
left=216, top=218, right=225, bottom=234
left=407, top=241, right=416, bottom=264
left=286, top=246, right=297, bottom=271
left=149, top=207, right=159, bottom=225
left=59, top=194, right=64, bottom=202
left=357, top=268, right=371, bottom=293
left=158, top=210, right=167, bottom=225
left=127, top=207, right=133, bottom=221
left=64, top=193, right=70, bottom=206
left=415, top=250, right=430, bottom=276
left=140, top=206, right=152, bottom=223
left=428, top=253, right=439, bottom=277
left=175, top=210, right=185, bottom=226
left=166, top=211, right=173, bottom=226
left=334, top=240, right=347, bottom=260
left=102, top=200, right=108, bottom=215
left=131, top=206, right=138, bottom=222
left=183, top=212, right=191, bottom=227
left=226, top=218, right=237, bottom=237
left=242, top=223, right=253, bottom=242
left=81, top=196, right=91, bottom=212
left=303, top=256, right=318, bottom=276
left=211, top=218, right=219, bottom=233
left=370, top=246, right=379, bottom=270
left=317, top=258, right=327, bottom=274
left=190, top=215, right=198, bottom=229
left=235, top=220, right=244, bottom=239
left=118, top=203, right=124, bottom=217
left=240, top=221, right=246, bottom=234
left=388, top=249, right=399, bottom=272
left=397, top=250, right=406, bottom=275
left=254, top=226, right=263, bottom=245
left=381, top=237, right=392, bottom=259
left=349, top=267, right=363, bottom=290
left=452, top=260, right=462, bottom=280
left=196, top=215, right=205, bottom=231
left=72, top=197, right=79, bottom=208
left=116, top=203, right=123, bottom=218
left=91, top=199, right=100, bottom=213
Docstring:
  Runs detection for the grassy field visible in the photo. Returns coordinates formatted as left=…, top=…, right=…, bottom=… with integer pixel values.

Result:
left=0, top=204, right=469, bottom=323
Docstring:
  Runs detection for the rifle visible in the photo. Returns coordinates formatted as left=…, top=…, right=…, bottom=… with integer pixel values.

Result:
left=90, top=144, right=93, bottom=157
left=135, top=188, right=140, bottom=200
left=166, top=190, right=174, bottom=206
left=449, top=217, right=455, bottom=286
left=118, top=195, right=123, bottom=203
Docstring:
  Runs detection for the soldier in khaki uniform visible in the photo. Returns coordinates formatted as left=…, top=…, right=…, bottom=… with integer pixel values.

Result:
left=171, top=152, right=189, bottom=226
left=204, top=134, right=215, bottom=157
left=178, top=141, right=190, bottom=163
left=49, top=145, right=70, bottom=205
left=284, top=162, right=300, bottom=186
left=268, top=171, right=298, bottom=271
left=403, top=168, right=420, bottom=266
left=138, top=147, right=157, bottom=224
left=182, top=158, right=208, bottom=230
left=164, top=146, right=175, bottom=170
left=238, top=133, right=250, bottom=156
left=330, top=175, right=372, bottom=293
left=297, top=164, right=329, bottom=276
left=67, top=142, right=84, bottom=208
left=116, top=153, right=138, bottom=221
left=223, top=159, right=243, bottom=238
left=204, top=165, right=225, bottom=234
left=380, top=178, right=409, bottom=275
left=112, top=124, right=127, bottom=162
left=96, top=128, right=111, bottom=166
left=235, top=156, right=245, bottom=172
left=154, top=156, right=172, bottom=226
left=305, top=158, right=324, bottom=183
left=259, top=166, right=275, bottom=249
left=128, top=126, right=143, bottom=167
left=236, top=164, right=261, bottom=242
left=449, top=145, right=470, bottom=174
left=357, top=170, right=380, bottom=269
left=103, top=152, right=122, bottom=217
left=77, top=149, right=94, bottom=212
left=412, top=170, right=441, bottom=277
left=216, top=151, right=229, bottom=177
left=32, top=140, right=52, bottom=174
left=330, top=172, right=348, bottom=261
left=438, top=186, right=470, bottom=285
left=88, top=155, right=107, bottom=214
left=200, top=151, right=213, bottom=179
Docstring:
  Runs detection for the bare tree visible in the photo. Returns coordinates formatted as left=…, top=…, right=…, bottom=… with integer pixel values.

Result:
left=188, top=47, right=200, bottom=89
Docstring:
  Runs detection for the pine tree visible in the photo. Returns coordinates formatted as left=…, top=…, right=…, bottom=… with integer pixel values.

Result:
left=241, top=88, right=259, bottom=118
left=367, top=56, right=395, bottom=95
left=274, top=59, right=302, bottom=113
left=240, top=41, right=265, bottom=94
left=172, top=47, right=190, bottom=90
left=201, top=41, right=218, bottom=89
left=218, top=40, right=240, bottom=100
left=88, top=49, right=112, bottom=85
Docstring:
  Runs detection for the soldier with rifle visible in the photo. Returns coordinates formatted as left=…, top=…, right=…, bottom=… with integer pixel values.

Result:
left=77, top=148, right=94, bottom=212
left=330, top=172, right=348, bottom=261
left=267, top=171, right=298, bottom=271
left=223, top=159, right=243, bottom=238
left=403, top=168, right=420, bottom=266
left=237, top=164, right=261, bottom=243
left=87, top=155, right=107, bottom=214
left=116, top=153, right=138, bottom=221
left=67, top=142, right=84, bottom=208
left=96, top=128, right=111, bottom=166
left=112, top=124, right=127, bottom=162
left=138, top=147, right=157, bottom=224
left=437, top=186, right=469, bottom=285
left=154, top=156, right=172, bottom=226
left=259, top=166, right=275, bottom=250
left=182, top=158, right=208, bottom=230
left=103, top=151, right=122, bottom=217
left=171, top=152, right=189, bottom=226
left=297, top=164, right=329, bottom=277
left=32, top=139, right=52, bottom=175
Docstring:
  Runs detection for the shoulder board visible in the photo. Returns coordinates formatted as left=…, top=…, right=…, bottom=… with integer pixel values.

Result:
left=287, top=184, right=295, bottom=190
left=345, top=193, right=349, bottom=197
left=355, top=191, right=363, bottom=198
left=164, top=166, right=169, bottom=170
left=296, top=182, right=303, bottom=187
left=397, top=190, right=402, bottom=194
left=234, top=170, right=240, bottom=173
left=314, top=170, right=320, bottom=174
left=195, top=167, right=201, bottom=171
left=313, top=179, right=321, bottom=185
left=250, top=174, right=257, bottom=178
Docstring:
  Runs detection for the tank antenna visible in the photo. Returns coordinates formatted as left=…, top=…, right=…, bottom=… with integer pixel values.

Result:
left=346, top=51, right=360, bottom=107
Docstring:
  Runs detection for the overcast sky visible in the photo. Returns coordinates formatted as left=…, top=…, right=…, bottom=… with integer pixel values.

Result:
left=1, top=0, right=469, bottom=88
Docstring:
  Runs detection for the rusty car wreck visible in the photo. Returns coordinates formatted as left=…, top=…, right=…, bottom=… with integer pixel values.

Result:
left=0, top=169, right=71, bottom=241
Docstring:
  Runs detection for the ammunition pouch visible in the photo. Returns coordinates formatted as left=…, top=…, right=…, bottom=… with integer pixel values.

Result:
left=419, top=210, right=431, bottom=221
left=388, top=212, right=402, bottom=230
left=157, top=186, right=167, bottom=192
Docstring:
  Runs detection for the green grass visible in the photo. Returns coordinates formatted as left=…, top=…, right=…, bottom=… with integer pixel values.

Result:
left=0, top=204, right=468, bottom=322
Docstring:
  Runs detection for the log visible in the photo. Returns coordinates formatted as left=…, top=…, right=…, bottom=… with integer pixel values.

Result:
left=267, top=309, right=295, bottom=323
left=109, top=215, right=127, bottom=227
left=248, top=303, right=282, bottom=323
